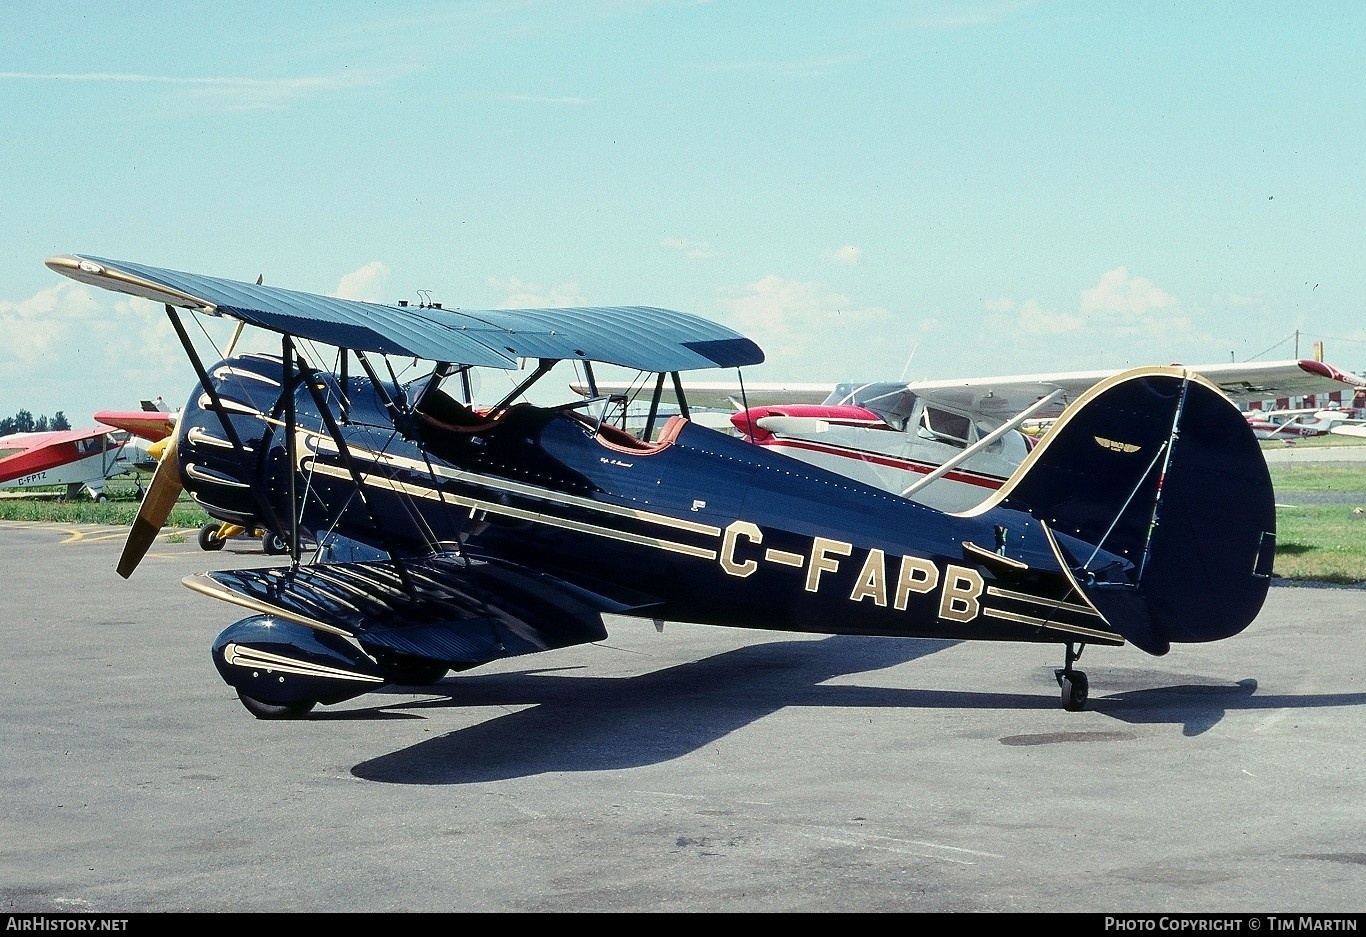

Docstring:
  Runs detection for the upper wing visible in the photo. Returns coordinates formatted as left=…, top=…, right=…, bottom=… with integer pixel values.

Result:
left=910, top=359, right=1366, bottom=420
left=47, top=254, right=763, bottom=373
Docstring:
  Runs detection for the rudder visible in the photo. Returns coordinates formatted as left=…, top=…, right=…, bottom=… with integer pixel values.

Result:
left=983, top=367, right=1275, bottom=655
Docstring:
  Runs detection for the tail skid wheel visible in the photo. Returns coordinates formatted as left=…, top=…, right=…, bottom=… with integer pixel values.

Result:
left=1056, top=670, right=1089, bottom=711
left=1055, top=641, right=1089, bottom=711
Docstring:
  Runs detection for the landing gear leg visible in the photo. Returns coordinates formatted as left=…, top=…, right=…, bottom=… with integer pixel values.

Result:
left=1055, top=642, right=1089, bottom=712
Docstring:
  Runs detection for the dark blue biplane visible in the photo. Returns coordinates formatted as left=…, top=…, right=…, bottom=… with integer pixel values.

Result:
left=48, top=254, right=1276, bottom=719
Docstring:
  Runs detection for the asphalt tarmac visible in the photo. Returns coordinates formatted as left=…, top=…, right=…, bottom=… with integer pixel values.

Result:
left=1, top=521, right=1363, bottom=914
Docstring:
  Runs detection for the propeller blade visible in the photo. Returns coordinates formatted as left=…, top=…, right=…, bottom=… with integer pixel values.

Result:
left=118, top=432, right=183, bottom=579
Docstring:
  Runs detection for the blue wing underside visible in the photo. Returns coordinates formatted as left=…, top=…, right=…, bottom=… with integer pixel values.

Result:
left=188, top=554, right=663, bottom=666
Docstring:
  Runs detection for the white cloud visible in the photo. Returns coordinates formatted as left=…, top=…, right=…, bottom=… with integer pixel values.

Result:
left=334, top=262, right=390, bottom=302
left=825, top=245, right=861, bottom=266
left=717, top=275, right=891, bottom=375
left=0, top=282, right=96, bottom=373
left=982, top=268, right=1211, bottom=368
left=0, top=282, right=200, bottom=421
left=661, top=237, right=718, bottom=260
left=984, top=297, right=1083, bottom=340
left=486, top=277, right=586, bottom=308
left=1017, top=299, right=1085, bottom=335
left=1080, top=266, right=1177, bottom=317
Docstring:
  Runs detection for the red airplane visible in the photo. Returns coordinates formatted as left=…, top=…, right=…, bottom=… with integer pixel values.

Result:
left=0, top=424, right=134, bottom=501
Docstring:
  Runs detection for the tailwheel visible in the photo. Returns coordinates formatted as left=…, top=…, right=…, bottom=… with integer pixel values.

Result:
left=1054, top=642, right=1089, bottom=712
left=237, top=692, right=316, bottom=720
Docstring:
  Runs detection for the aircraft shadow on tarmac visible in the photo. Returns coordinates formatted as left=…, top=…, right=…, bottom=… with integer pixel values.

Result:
left=334, top=634, right=1366, bottom=785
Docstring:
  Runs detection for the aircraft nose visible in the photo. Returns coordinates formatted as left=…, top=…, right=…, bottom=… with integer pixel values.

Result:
left=730, top=407, right=775, bottom=441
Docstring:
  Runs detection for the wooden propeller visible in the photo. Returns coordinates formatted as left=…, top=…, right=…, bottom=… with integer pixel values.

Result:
left=117, top=432, right=183, bottom=579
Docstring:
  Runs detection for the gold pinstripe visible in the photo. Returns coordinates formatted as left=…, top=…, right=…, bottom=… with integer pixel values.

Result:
left=306, top=461, right=720, bottom=561
left=985, top=585, right=1102, bottom=618
left=980, top=607, right=1124, bottom=642
left=301, top=431, right=724, bottom=537
left=221, top=642, right=385, bottom=684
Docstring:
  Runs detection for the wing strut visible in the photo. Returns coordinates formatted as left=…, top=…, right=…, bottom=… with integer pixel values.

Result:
left=352, top=351, right=415, bottom=437
left=642, top=372, right=667, bottom=441
left=492, top=359, right=556, bottom=417
left=1135, top=373, right=1192, bottom=581
left=670, top=371, right=691, bottom=419
left=283, top=335, right=301, bottom=564
left=902, top=389, right=1065, bottom=500
left=337, top=349, right=351, bottom=422
left=295, top=358, right=418, bottom=596
left=164, top=305, right=245, bottom=452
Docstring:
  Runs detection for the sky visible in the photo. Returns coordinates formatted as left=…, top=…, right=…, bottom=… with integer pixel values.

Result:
left=3, top=0, right=1365, bottom=425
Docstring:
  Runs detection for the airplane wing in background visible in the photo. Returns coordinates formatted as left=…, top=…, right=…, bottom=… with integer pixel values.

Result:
left=569, top=379, right=834, bottom=412
left=585, top=360, right=1365, bottom=429
left=723, top=358, right=1366, bottom=512
left=94, top=409, right=177, bottom=443
left=907, top=358, right=1366, bottom=419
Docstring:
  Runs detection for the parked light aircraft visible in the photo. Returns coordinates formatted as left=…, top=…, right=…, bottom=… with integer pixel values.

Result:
left=0, top=424, right=136, bottom=501
left=708, top=361, right=1363, bottom=511
left=49, top=253, right=1277, bottom=718
left=1244, top=403, right=1366, bottom=441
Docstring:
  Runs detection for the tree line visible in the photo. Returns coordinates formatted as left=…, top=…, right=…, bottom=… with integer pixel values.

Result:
left=0, top=410, right=72, bottom=436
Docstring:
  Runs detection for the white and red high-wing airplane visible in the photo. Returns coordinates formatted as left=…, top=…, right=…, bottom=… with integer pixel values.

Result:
left=577, top=359, right=1366, bottom=512
left=0, top=425, right=135, bottom=501
left=1, top=400, right=177, bottom=501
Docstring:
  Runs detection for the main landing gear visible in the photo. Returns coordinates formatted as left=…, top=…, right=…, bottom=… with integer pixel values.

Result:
left=1055, top=642, right=1088, bottom=712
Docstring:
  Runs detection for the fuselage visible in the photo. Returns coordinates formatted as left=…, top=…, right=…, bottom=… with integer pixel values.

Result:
left=173, top=353, right=1126, bottom=649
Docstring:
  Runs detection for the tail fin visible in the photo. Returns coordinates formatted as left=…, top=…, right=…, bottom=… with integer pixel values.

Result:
left=985, top=367, right=1276, bottom=655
